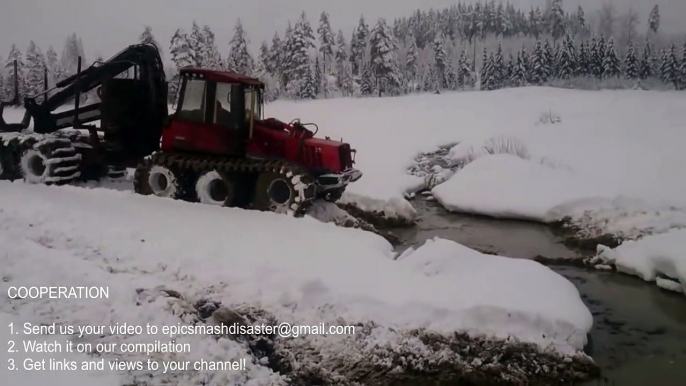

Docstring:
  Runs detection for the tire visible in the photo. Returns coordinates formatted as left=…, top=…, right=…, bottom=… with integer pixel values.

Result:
left=19, top=148, right=50, bottom=184
left=134, top=159, right=181, bottom=199
left=253, top=167, right=312, bottom=214
left=196, top=170, right=235, bottom=207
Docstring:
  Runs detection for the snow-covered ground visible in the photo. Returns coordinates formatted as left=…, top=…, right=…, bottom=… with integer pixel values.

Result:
left=592, top=229, right=686, bottom=297
left=0, top=181, right=592, bottom=383
left=266, top=88, right=686, bottom=241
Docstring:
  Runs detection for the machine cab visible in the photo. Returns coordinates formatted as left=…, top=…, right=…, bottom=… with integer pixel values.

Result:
left=161, top=69, right=264, bottom=157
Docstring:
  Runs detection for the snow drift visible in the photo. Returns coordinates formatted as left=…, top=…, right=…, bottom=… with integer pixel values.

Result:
left=0, top=181, right=592, bottom=383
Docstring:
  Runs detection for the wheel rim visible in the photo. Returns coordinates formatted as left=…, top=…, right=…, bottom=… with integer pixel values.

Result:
left=196, top=171, right=232, bottom=206
left=268, top=179, right=292, bottom=205
left=208, top=179, right=228, bottom=202
left=28, top=155, right=46, bottom=176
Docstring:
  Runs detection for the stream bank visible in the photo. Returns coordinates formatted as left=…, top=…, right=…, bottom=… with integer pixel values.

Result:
left=391, top=198, right=686, bottom=385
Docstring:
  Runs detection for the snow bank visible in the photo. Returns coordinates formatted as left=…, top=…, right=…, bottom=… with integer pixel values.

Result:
left=592, top=229, right=686, bottom=296
left=267, top=88, right=686, bottom=223
left=432, top=154, right=588, bottom=221
left=0, top=182, right=592, bottom=383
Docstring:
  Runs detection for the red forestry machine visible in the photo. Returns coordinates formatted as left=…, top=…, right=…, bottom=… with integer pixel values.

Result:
left=0, top=43, right=361, bottom=214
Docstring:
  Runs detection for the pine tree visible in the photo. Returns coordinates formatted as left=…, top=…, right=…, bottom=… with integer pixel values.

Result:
left=201, top=26, right=222, bottom=70
left=492, top=44, right=505, bottom=87
left=423, top=66, right=437, bottom=92
left=139, top=26, right=162, bottom=57
left=340, top=63, right=355, bottom=97
left=445, top=57, right=458, bottom=90
left=60, top=33, right=86, bottom=77
left=639, top=43, right=654, bottom=79
left=432, top=31, right=447, bottom=88
left=335, top=30, right=348, bottom=89
left=480, top=48, right=492, bottom=89
left=659, top=48, right=669, bottom=82
left=258, top=41, right=270, bottom=74
left=543, top=40, right=555, bottom=79
left=577, top=40, right=590, bottom=76
left=529, top=41, right=548, bottom=85
left=189, top=22, right=205, bottom=67
left=679, top=38, right=686, bottom=90
left=360, top=62, right=375, bottom=95
left=603, top=37, right=621, bottom=78
left=405, top=32, right=419, bottom=84
left=556, top=35, right=576, bottom=79
left=314, top=55, right=322, bottom=96
left=24, top=41, right=47, bottom=100
left=267, top=32, right=283, bottom=76
left=661, top=45, right=679, bottom=89
left=4, top=44, right=25, bottom=103
left=300, top=61, right=316, bottom=99
left=369, top=18, right=402, bottom=96
left=550, top=0, right=566, bottom=42
left=510, top=51, right=528, bottom=86
left=0, top=74, right=4, bottom=102
left=577, top=6, right=587, bottom=37
left=624, top=41, right=639, bottom=80
left=227, top=19, right=254, bottom=76
left=169, top=28, right=194, bottom=69
left=589, top=37, right=605, bottom=79
left=317, top=12, right=335, bottom=76
left=45, top=46, right=63, bottom=89
left=350, top=15, right=369, bottom=75
left=285, top=12, right=316, bottom=98
left=457, top=49, right=472, bottom=89
left=649, top=5, right=660, bottom=35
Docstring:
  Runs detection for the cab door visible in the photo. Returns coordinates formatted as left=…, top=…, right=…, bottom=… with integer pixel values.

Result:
left=162, top=76, right=246, bottom=157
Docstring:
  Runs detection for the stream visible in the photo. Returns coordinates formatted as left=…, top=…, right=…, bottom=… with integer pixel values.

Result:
left=392, top=198, right=686, bottom=385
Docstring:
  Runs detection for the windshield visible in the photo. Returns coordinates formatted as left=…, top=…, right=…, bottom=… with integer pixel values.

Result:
left=244, top=87, right=262, bottom=121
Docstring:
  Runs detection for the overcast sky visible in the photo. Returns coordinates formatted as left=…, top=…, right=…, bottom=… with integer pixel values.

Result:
left=1, top=0, right=684, bottom=64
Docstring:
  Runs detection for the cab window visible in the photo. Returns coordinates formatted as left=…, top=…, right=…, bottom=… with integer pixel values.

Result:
left=177, top=78, right=206, bottom=122
left=214, top=82, right=233, bottom=126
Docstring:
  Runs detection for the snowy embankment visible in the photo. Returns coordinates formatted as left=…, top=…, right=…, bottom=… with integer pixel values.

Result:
left=267, top=88, right=686, bottom=234
left=590, top=229, right=686, bottom=297
left=0, top=181, right=595, bottom=384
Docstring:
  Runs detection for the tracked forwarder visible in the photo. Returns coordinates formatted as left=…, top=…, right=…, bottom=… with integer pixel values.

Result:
left=0, top=43, right=361, bottom=215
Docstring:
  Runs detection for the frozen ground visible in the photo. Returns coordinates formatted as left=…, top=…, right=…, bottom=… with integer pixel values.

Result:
left=0, top=181, right=593, bottom=383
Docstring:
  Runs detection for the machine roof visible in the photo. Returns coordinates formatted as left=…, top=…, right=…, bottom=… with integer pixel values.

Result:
left=180, top=68, right=264, bottom=86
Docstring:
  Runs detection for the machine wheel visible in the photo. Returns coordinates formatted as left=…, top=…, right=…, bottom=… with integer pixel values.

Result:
left=196, top=170, right=235, bottom=207
left=134, top=159, right=181, bottom=199
left=253, top=167, right=311, bottom=214
left=16, top=139, right=81, bottom=185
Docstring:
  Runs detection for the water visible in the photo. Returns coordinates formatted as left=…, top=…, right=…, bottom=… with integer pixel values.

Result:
left=394, top=198, right=686, bottom=385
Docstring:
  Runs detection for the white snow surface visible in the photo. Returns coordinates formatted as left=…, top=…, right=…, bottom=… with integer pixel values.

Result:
left=0, top=181, right=592, bottom=383
left=268, top=88, right=686, bottom=227
left=593, top=229, right=686, bottom=296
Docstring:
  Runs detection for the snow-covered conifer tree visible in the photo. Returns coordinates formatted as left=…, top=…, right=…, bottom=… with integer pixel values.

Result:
left=556, top=37, right=575, bottom=79
left=299, top=61, right=316, bottom=99
left=432, top=31, right=447, bottom=88
left=679, top=38, right=686, bottom=90
left=662, top=45, right=679, bottom=89
left=639, top=43, right=654, bottom=80
left=168, top=28, right=193, bottom=103
left=334, top=30, right=348, bottom=89
left=350, top=16, right=369, bottom=75
left=201, top=26, right=222, bottom=70
left=602, top=37, right=621, bottom=78
left=139, top=26, right=162, bottom=57
left=287, top=12, right=316, bottom=98
left=457, top=49, right=472, bottom=89
left=4, top=44, right=25, bottom=103
left=45, top=46, right=63, bottom=90
left=314, top=56, right=322, bottom=96
left=24, top=41, right=47, bottom=100
left=369, top=18, right=401, bottom=96
left=60, top=33, right=86, bottom=77
left=227, top=19, right=254, bottom=76
left=528, top=41, right=548, bottom=85
left=577, top=40, right=590, bottom=76
left=510, top=51, right=528, bottom=86
left=624, top=41, right=639, bottom=80
left=405, top=32, right=419, bottom=85
left=543, top=39, right=555, bottom=79
left=589, top=38, right=604, bottom=79
left=360, top=62, right=375, bottom=95
left=550, top=0, right=565, bottom=42
left=317, top=12, right=335, bottom=77
left=189, top=22, right=205, bottom=67
left=267, top=32, right=283, bottom=76
left=340, top=63, right=354, bottom=97
left=445, top=57, right=457, bottom=90
left=649, top=5, right=660, bottom=35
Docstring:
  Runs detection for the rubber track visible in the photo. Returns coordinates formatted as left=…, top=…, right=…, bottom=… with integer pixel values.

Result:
left=147, top=152, right=317, bottom=215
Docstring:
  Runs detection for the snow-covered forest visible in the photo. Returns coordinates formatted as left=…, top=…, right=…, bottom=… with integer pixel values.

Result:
left=1, top=1, right=685, bottom=104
